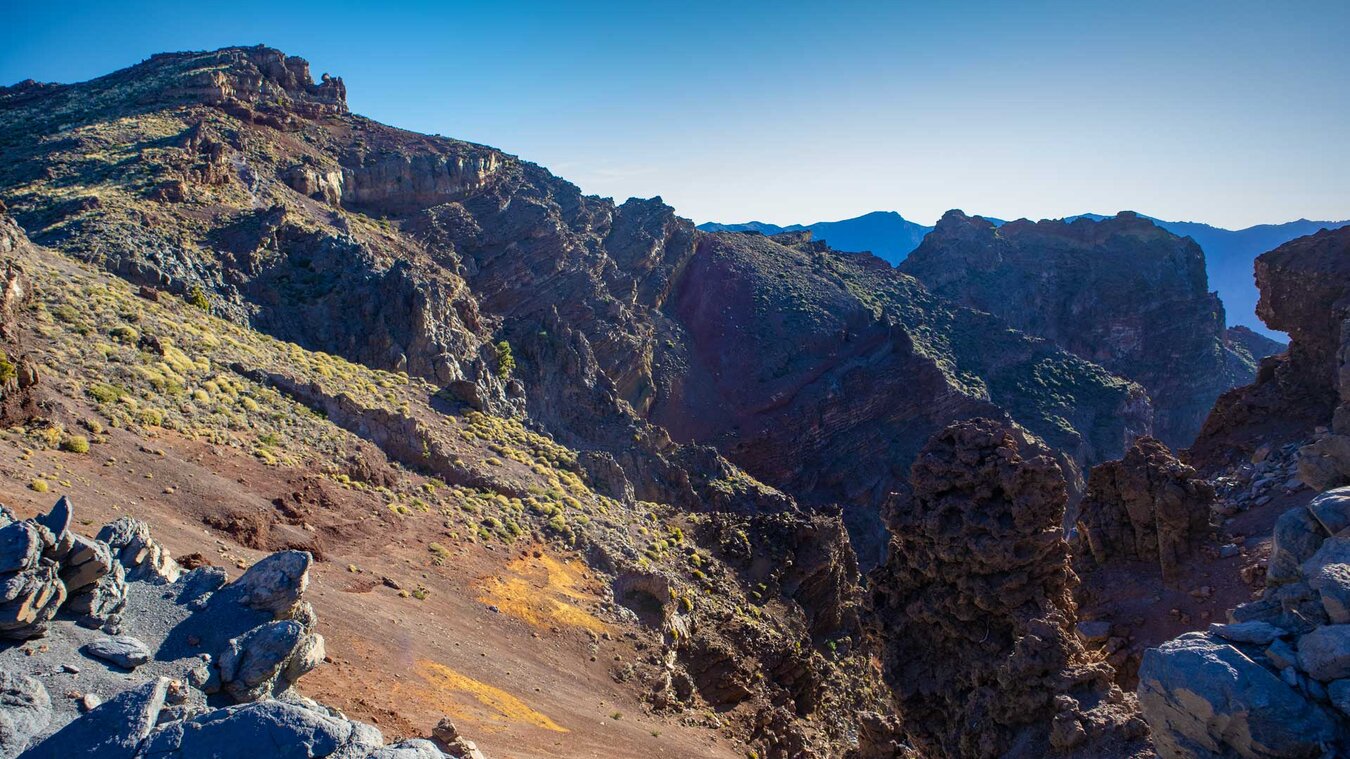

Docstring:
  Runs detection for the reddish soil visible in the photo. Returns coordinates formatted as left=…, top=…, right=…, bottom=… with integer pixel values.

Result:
left=1076, top=487, right=1306, bottom=684
left=0, top=420, right=744, bottom=759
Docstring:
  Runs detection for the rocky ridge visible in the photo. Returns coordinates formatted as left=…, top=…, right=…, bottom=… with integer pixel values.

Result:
left=900, top=210, right=1259, bottom=448
left=0, top=46, right=1158, bottom=568
left=0, top=191, right=894, bottom=757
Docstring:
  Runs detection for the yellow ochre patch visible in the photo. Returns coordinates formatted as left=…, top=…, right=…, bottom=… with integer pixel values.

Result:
left=477, top=552, right=608, bottom=634
left=415, top=660, right=568, bottom=733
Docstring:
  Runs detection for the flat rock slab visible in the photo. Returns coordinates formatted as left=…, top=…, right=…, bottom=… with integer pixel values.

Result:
left=1209, top=620, right=1288, bottom=645
left=82, top=635, right=152, bottom=669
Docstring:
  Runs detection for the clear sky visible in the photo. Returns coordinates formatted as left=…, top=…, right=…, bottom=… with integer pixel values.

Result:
left=2, top=0, right=1347, bottom=228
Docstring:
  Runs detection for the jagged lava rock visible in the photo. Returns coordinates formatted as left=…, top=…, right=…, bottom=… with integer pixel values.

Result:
left=869, top=419, right=1149, bottom=758
left=1077, top=436, right=1215, bottom=579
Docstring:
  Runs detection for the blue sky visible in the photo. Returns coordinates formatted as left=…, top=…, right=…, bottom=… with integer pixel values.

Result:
left=2, top=0, right=1347, bottom=228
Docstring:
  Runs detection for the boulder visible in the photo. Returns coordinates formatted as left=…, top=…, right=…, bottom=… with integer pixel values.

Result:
left=1269, top=506, right=1329, bottom=586
left=0, top=520, right=42, bottom=575
left=1300, top=436, right=1350, bottom=492
left=1305, top=537, right=1350, bottom=623
left=83, top=635, right=152, bottom=670
left=58, top=533, right=113, bottom=594
left=1308, top=487, right=1350, bottom=535
left=28, top=676, right=168, bottom=758
left=137, top=699, right=384, bottom=759
left=97, top=517, right=180, bottom=583
left=1298, top=625, right=1350, bottom=681
left=0, top=672, right=50, bottom=759
left=65, top=559, right=126, bottom=628
left=230, top=550, right=310, bottom=618
left=218, top=619, right=325, bottom=702
left=1139, top=633, right=1340, bottom=757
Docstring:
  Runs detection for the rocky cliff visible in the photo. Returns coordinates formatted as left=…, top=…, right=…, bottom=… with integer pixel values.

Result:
left=0, top=46, right=1152, bottom=568
left=900, top=210, right=1254, bottom=448
left=1188, top=225, right=1350, bottom=475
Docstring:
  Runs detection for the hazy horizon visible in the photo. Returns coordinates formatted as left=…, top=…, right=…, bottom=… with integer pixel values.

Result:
left=4, top=0, right=1347, bottom=229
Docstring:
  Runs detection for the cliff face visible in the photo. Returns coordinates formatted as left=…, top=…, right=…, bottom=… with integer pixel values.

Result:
left=657, top=231, right=1150, bottom=559
left=1188, top=226, right=1350, bottom=473
left=901, top=210, right=1253, bottom=448
left=0, top=46, right=1149, bottom=570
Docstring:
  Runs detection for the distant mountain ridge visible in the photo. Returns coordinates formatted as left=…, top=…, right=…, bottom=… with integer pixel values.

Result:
left=698, top=210, right=932, bottom=265
left=699, top=211, right=1350, bottom=336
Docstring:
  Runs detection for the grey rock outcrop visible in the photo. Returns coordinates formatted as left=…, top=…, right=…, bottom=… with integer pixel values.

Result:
left=1139, top=633, right=1339, bottom=758
left=4, top=495, right=468, bottom=758
left=228, top=549, right=309, bottom=618
left=97, top=517, right=181, bottom=584
left=0, top=509, right=66, bottom=640
left=217, top=619, right=325, bottom=702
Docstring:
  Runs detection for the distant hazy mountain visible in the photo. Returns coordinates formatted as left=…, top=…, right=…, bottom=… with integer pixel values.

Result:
left=698, top=211, right=931, bottom=265
left=702, top=210, right=1350, bottom=336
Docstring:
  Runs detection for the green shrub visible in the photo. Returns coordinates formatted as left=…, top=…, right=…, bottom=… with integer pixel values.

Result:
left=61, top=435, right=90, bottom=454
left=86, top=382, right=128, bottom=404
left=429, top=542, right=451, bottom=566
left=186, top=286, right=211, bottom=311
left=495, top=340, right=515, bottom=379
left=29, top=479, right=49, bottom=493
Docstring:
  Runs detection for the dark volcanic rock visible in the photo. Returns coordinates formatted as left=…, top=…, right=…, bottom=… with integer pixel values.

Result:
left=1077, top=436, right=1215, bottom=580
left=901, top=210, right=1252, bottom=448
left=869, top=419, right=1149, bottom=759
left=656, top=231, right=1150, bottom=560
